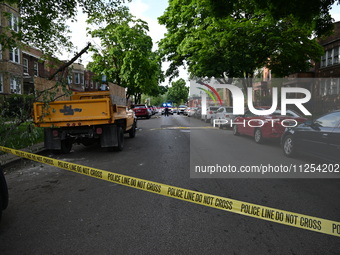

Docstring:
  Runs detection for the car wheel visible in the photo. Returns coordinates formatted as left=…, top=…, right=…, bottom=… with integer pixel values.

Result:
left=283, top=135, right=296, bottom=157
left=254, top=128, right=264, bottom=144
left=60, top=138, right=73, bottom=154
left=233, top=125, right=239, bottom=136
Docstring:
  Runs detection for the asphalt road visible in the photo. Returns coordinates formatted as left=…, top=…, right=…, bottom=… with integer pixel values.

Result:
left=0, top=113, right=340, bottom=254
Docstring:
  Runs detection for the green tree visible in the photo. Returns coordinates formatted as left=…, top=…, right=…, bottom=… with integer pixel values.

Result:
left=87, top=7, right=163, bottom=103
left=158, top=0, right=330, bottom=92
left=167, top=78, right=189, bottom=105
left=206, top=0, right=336, bottom=36
left=0, top=0, right=130, bottom=55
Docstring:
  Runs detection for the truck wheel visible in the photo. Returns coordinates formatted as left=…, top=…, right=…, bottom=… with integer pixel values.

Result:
left=116, top=127, right=124, bottom=151
left=0, top=167, right=9, bottom=216
left=129, top=122, right=136, bottom=138
left=61, top=139, right=73, bottom=154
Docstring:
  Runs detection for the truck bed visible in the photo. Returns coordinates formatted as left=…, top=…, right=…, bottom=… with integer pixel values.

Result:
left=33, top=98, right=117, bottom=127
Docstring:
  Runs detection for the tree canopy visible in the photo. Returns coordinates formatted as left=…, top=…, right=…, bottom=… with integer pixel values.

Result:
left=0, top=0, right=129, bottom=56
left=167, top=78, right=189, bottom=105
left=158, top=0, right=335, bottom=86
left=87, top=7, right=164, bottom=103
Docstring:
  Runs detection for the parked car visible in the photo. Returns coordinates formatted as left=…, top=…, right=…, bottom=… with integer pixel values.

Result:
left=201, top=106, right=220, bottom=123
left=0, top=167, right=8, bottom=221
left=233, top=108, right=307, bottom=143
left=153, top=106, right=159, bottom=114
left=193, top=107, right=201, bottom=118
left=177, top=105, right=188, bottom=115
left=210, top=106, right=235, bottom=128
left=132, top=104, right=152, bottom=119
left=148, top=106, right=158, bottom=115
left=282, top=110, right=340, bottom=162
left=186, top=107, right=197, bottom=117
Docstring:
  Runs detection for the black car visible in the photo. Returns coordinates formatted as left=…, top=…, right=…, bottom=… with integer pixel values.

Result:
left=282, top=110, right=340, bottom=163
left=0, top=167, right=8, bottom=221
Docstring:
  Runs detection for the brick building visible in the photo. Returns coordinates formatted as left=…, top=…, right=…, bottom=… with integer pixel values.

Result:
left=0, top=3, right=22, bottom=95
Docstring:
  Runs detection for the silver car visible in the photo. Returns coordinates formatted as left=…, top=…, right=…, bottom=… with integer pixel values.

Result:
left=210, top=106, right=235, bottom=128
left=201, top=106, right=220, bottom=123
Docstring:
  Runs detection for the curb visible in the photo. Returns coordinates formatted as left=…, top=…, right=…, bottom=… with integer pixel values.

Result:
left=0, top=142, right=45, bottom=166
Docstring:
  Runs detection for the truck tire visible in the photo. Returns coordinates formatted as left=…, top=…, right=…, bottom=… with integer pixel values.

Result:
left=0, top=167, right=9, bottom=222
left=60, top=139, right=73, bottom=154
left=116, top=126, right=124, bottom=151
left=129, top=122, right=136, bottom=138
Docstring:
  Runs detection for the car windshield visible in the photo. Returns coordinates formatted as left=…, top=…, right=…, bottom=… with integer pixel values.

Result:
left=134, top=105, right=146, bottom=108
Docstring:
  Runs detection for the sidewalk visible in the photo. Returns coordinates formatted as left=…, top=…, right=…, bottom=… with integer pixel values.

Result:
left=0, top=142, right=45, bottom=166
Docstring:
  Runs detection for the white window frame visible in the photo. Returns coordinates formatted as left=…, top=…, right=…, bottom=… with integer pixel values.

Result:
left=10, top=76, right=22, bottom=94
left=74, top=73, right=80, bottom=84
left=9, top=48, right=20, bottom=63
left=8, top=13, right=19, bottom=32
left=23, top=58, right=28, bottom=74
left=34, top=61, right=38, bottom=76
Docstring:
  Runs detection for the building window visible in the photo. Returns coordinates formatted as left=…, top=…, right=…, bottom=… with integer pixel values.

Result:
left=0, top=74, right=3, bottom=93
left=34, top=62, right=38, bottom=76
left=74, top=73, right=80, bottom=84
left=9, top=48, right=20, bottom=63
left=80, top=73, right=84, bottom=85
left=67, top=73, right=72, bottom=85
left=8, top=13, right=19, bottom=32
left=23, top=58, right=28, bottom=74
left=10, top=76, right=21, bottom=94
left=321, top=54, right=326, bottom=68
left=327, top=49, right=333, bottom=66
left=334, top=47, right=339, bottom=65
left=73, top=73, right=84, bottom=85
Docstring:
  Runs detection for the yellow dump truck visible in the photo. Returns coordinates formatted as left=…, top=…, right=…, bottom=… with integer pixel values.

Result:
left=33, top=90, right=136, bottom=153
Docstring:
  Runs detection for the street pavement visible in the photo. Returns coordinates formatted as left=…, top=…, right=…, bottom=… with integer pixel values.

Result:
left=0, top=113, right=339, bottom=254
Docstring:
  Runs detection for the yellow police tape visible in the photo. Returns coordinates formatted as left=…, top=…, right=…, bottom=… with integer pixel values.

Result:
left=1, top=145, right=340, bottom=237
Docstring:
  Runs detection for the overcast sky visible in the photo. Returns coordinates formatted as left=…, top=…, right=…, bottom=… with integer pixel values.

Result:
left=59, top=0, right=340, bottom=86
